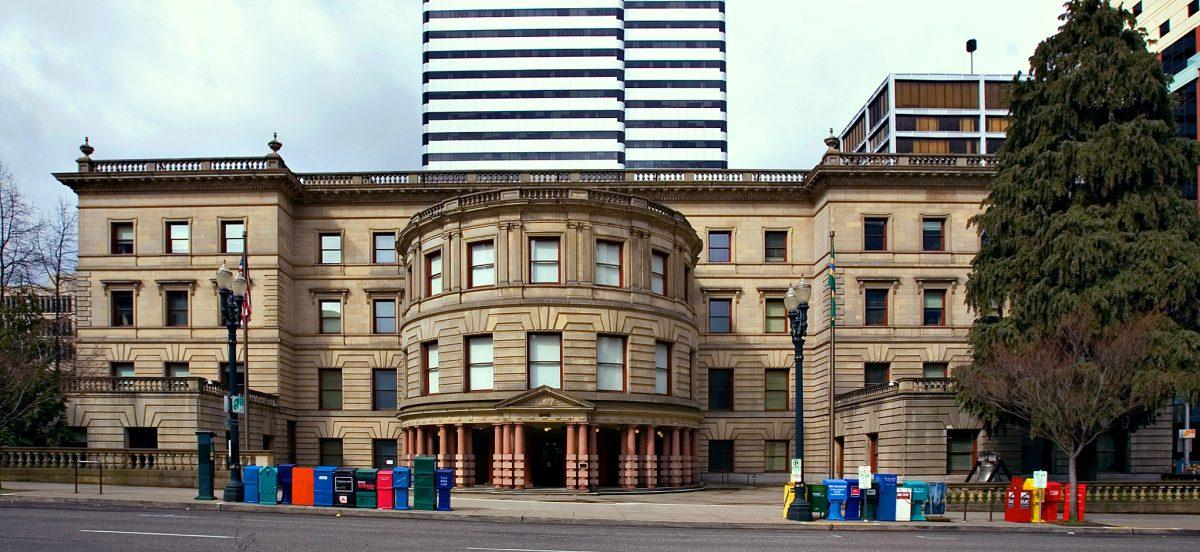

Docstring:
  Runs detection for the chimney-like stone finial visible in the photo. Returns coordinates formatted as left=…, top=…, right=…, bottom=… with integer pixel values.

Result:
left=268, top=132, right=282, bottom=153
left=79, top=136, right=94, bottom=157
left=824, top=128, right=840, bottom=152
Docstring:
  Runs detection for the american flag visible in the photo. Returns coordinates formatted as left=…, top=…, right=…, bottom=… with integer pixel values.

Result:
left=239, top=244, right=252, bottom=325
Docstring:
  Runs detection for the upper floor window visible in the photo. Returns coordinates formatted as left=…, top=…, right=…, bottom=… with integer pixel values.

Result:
left=319, top=233, right=342, bottom=264
left=595, top=240, right=623, bottom=287
left=923, top=289, right=946, bottom=326
left=319, top=299, right=342, bottom=334
left=765, top=298, right=787, bottom=333
left=707, top=230, right=731, bottom=262
left=528, top=333, right=562, bottom=389
left=530, top=237, right=560, bottom=283
left=373, top=299, right=396, bottom=334
left=947, top=430, right=978, bottom=472
left=425, top=250, right=443, bottom=295
left=865, top=362, right=890, bottom=387
left=373, top=232, right=397, bottom=264
left=319, top=438, right=344, bottom=466
left=596, top=335, right=626, bottom=391
left=318, top=368, right=343, bottom=410
left=708, top=298, right=732, bottom=333
left=372, top=369, right=396, bottom=411
left=422, top=341, right=440, bottom=395
left=708, top=368, right=733, bottom=411
left=111, top=361, right=135, bottom=378
left=922, top=218, right=945, bottom=251
left=111, top=222, right=134, bottom=255
left=864, top=217, right=888, bottom=251
left=764, top=231, right=787, bottom=262
left=655, top=342, right=671, bottom=394
left=1160, top=20, right=1171, bottom=37
left=1190, top=0, right=1198, bottom=17
left=650, top=251, right=668, bottom=295
left=164, top=290, right=189, bottom=327
left=111, top=290, right=134, bottom=326
left=765, top=368, right=789, bottom=411
left=466, top=335, right=494, bottom=391
left=165, top=221, right=189, bottom=254
left=469, top=240, right=496, bottom=287
left=165, top=362, right=190, bottom=378
left=865, top=288, right=888, bottom=326
left=923, top=361, right=949, bottom=378
left=221, top=220, right=245, bottom=254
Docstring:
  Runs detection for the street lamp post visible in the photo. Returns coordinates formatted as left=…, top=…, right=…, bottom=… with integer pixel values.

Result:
left=784, top=281, right=812, bottom=522
left=216, top=262, right=248, bottom=502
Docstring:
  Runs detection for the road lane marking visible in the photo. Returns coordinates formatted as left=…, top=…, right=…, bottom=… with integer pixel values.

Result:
left=915, top=535, right=957, bottom=540
left=467, top=548, right=597, bottom=552
left=138, top=514, right=198, bottom=519
left=80, top=530, right=233, bottom=539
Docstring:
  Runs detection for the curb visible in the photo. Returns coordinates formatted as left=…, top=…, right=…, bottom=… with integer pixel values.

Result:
left=2, top=494, right=1197, bottom=536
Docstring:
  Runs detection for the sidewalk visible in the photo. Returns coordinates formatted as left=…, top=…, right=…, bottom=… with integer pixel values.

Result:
left=1, top=481, right=1197, bottom=535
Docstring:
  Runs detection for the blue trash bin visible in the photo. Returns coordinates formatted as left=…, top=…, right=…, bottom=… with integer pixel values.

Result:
left=874, top=474, right=898, bottom=521
left=435, top=468, right=455, bottom=512
left=393, top=466, right=411, bottom=510
left=278, top=464, right=294, bottom=504
left=314, top=466, right=337, bottom=507
left=823, top=479, right=848, bottom=521
left=844, top=479, right=862, bottom=520
left=243, top=465, right=261, bottom=504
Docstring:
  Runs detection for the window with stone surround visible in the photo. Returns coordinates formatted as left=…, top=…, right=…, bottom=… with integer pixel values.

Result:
left=923, top=289, right=946, bottom=326
left=708, top=368, right=733, bottom=411
left=468, top=240, right=496, bottom=287
left=765, top=440, right=788, bottom=472
left=764, top=230, right=787, bottom=262
left=764, top=298, right=786, bottom=333
left=110, top=290, right=134, bottom=327
left=528, top=333, right=562, bottom=389
left=318, top=368, right=342, bottom=410
left=422, top=341, right=439, bottom=395
left=922, top=361, right=949, bottom=378
left=530, top=237, right=560, bottom=283
left=373, top=232, right=397, bottom=264
left=319, top=299, right=341, bottom=334
left=708, top=298, right=732, bottom=333
left=425, top=250, right=443, bottom=296
left=165, top=362, right=189, bottom=378
left=111, top=221, right=134, bottom=255
left=651, top=250, right=668, bottom=295
left=372, top=369, right=396, bottom=411
left=596, top=335, right=626, bottom=391
left=373, top=299, right=396, bottom=334
left=595, top=240, right=623, bottom=287
left=319, top=438, right=343, bottom=466
left=863, top=217, right=888, bottom=251
left=165, top=221, right=189, bottom=254
left=864, top=288, right=888, bottom=326
left=319, top=233, right=342, bottom=264
left=466, top=335, right=494, bottom=391
left=864, top=362, right=890, bottom=387
left=947, top=430, right=978, bottom=473
left=764, top=369, right=789, bottom=411
left=707, top=230, right=731, bottom=262
left=221, top=220, right=245, bottom=254
left=922, top=217, right=945, bottom=251
left=708, top=439, right=734, bottom=473
left=165, top=289, right=188, bottom=327
left=655, top=341, right=671, bottom=395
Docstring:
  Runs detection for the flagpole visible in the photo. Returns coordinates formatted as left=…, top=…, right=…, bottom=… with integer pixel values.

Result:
left=827, top=230, right=837, bottom=478
left=241, top=231, right=251, bottom=454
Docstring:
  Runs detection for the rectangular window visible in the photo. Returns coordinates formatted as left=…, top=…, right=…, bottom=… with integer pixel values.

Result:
left=655, top=342, right=671, bottom=395
left=865, top=362, right=890, bottom=387
left=1160, top=20, right=1170, bottom=37
left=373, top=232, right=397, bottom=264
left=765, top=369, right=789, bottom=411
left=764, top=231, right=787, bottom=262
left=1191, top=0, right=1198, bottom=17
left=530, top=237, right=560, bottom=283
left=764, top=298, right=787, bottom=333
left=319, top=300, right=342, bottom=334
left=923, top=289, right=946, bottom=326
left=528, top=333, right=562, bottom=389
left=468, top=241, right=496, bottom=287
left=708, top=368, right=733, bottom=411
left=319, top=438, right=344, bottom=467
left=425, top=250, right=443, bottom=295
left=1133, top=1, right=1142, bottom=17
left=708, top=298, right=732, bottom=333
left=221, top=221, right=245, bottom=254
left=867, top=433, right=879, bottom=473
left=707, top=230, right=731, bottom=262
left=923, top=361, right=949, bottom=379
left=165, top=221, right=189, bottom=254
left=111, top=362, right=135, bottom=378
left=947, top=430, right=978, bottom=472
left=111, top=222, right=134, bottom=255
left=165, top=290, right=188, bottom=327
left=320, top=233, right=342, bottom=264
left=125, top=427, right=158, bottom=449
left=765, top=440, right=788, bottom=472
left=111, top=290, right=134, bottom=326
left=318, top=368, right=343, bottom=410
left=596, top=335, right=626, bottom=391
left=372, top=439, right=398, bottom=469
left=865, top=289, right=888, bottom=326
left=373, top=299, right=396, bottom=334
left=922, top=218, right=945, bottom=251
left=864, top=217, right=888, bottom=251
left=708, top=439, right=734, bottom=473
left=423, top=342, right=440, bottom=395
left=595, top=240, right=623, bottom=286
left=372, top=369, right=396, bottom=411
left=466, top=335, right=494, bottom=391
left=64, top=426, right=88, bottom=448
left=165, top=362, right=189, bottom=378
left=650, top=251, right=668, bottom=295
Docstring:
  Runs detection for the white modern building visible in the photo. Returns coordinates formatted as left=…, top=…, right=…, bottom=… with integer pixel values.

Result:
left=422, top=0, right=727, bottom=170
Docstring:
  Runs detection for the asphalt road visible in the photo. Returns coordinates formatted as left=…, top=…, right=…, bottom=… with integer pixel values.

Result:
left=0, top=502, right=1194, bottom=552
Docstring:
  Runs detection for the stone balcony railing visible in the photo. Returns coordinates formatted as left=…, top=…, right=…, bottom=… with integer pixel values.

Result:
left=0, top=447, right=274, bottom=471
left=62, top=377, right=279, bottom=408
left=407, top=187, right=689, bottom=227
left=834, top=377, right=957, bottom=408
left=945, top=481, right=1200, bottom=513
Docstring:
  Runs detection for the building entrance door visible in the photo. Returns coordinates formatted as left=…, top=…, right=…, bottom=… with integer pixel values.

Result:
left=528, top=426, right=566, bottom=487
left=598, top=427, right=621, bottom=487
left=472, top=428, right=492, bottom=486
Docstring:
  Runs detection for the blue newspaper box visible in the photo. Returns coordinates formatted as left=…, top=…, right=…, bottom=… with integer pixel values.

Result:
left=903, top=480, right=929, bottom=521
left=435, top=468, right=455, bottom=512
left=844, top=479, right=863, bottom=520
left=257, top=466, right=278, bottom=505
left=278, top=464, right=294, bottom=504
left=874, top=474, right=898, bottom=521
left=314, top=466, right=337, bottom=507
left=928, top=481, right=947, bottom=515
left=243, top=465, right=261, bottom=503
left=823, top=479, right=848, bottom=521
left=393, top=466, right=412, bottom=510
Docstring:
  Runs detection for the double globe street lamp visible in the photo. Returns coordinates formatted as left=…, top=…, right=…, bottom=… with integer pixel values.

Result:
left=216, top=261, right=248, bottom=502
left=783, top=280, right=812, bottom=521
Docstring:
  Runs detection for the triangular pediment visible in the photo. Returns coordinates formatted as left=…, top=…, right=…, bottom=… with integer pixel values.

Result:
left=495, top=386, right=594, bottom=411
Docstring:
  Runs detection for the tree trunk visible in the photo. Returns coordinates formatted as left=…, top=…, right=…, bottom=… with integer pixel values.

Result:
left=1067, top=451, right=1079, bottom=522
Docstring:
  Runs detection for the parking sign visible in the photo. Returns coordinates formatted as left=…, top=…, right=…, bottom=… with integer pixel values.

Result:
left=1032, top=470, right=1048, bottom=489
left=858, top=465, right=872, bottom=489
left=790, top=459, right=803, bottom=482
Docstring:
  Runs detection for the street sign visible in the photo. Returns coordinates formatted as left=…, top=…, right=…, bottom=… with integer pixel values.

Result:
left=1181, top=429, right=1196, bottom=439
left=790, top=459, right=803, bottom=483
left=1032, top=470, right=1048, bottom=489
left=230, top=396, right=246, bottom=415
left=858, top=465, right=872, bottom=489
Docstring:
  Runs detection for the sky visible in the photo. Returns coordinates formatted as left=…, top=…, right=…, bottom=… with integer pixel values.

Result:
left=0, top=0, right=1066, bottom=209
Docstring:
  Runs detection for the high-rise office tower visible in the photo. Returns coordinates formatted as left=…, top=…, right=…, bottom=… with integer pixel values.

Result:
left=422, top=1, right=727, bottom=170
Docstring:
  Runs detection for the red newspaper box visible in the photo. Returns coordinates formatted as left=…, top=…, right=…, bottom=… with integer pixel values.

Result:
left=292, top=467, right=315, bottom=506
left=376, top=469, right=394, bottom=509
left=1042, top=482, right=1062, bottom=522
left=1003, top=477, right=1032, bottom=523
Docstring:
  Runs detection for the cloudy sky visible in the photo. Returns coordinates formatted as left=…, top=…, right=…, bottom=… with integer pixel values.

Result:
left=0, top=0, right=1065, bottom=209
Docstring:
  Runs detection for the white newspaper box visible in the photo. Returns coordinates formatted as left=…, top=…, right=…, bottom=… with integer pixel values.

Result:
left=895, top=486, right=913, bottom=522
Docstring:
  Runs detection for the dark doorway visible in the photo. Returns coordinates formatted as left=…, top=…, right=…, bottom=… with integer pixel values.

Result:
left=598, top=427, right=621, bottom=487
left=655, top=432, right=666, bottom=484
left=472, top=428, right=492, bottom=486
left=528, top=426, right=566, bottom=487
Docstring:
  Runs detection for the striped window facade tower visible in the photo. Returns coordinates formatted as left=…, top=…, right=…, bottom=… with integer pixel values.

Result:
left=422, top=0, right=727, bottom=170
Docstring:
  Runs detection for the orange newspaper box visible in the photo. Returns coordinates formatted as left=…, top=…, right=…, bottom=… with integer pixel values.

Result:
left=291, top=467, right=315, bottom=506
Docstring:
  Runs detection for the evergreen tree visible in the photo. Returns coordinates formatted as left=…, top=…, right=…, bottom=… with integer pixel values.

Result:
left=0, top=293, right=69, bottom=447
left=961, top=0, right=1200, bottom=520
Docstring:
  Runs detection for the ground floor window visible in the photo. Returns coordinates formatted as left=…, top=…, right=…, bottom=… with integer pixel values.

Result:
left=63, top=426, right=88, bottom=448
left=125, top=427, right=158, bottom=449
left=708, top=439, right=734, bottom=473
left=320, top=438, right=344, bottom=467
left=373, top=439, right=398, bottom=469
left=947, top=429, right=978, bottom=473
left=764, top=440, right=788, bottom=472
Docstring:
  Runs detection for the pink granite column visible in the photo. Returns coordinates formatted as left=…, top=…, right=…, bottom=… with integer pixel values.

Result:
left=587, top=424, right=599, bottom=490
left=643, top=425, right=657, bottom=489
left=514, top=423, right=528, bottom=489
left=565, top=423, right=579, bottom=490
left=620, top=426, right=638, bottom=489
left=492, top=424, right=503, bottom=487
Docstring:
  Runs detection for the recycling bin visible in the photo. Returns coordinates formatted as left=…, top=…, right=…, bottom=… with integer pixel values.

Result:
left=873, top=474, right=898, bottom=521
left=278, top=464, right=295, bottom=504
left=1043, top=482, right=1062, bottom=522
left=861, top=486, right=878, bottom=521
left=808, top=484, right=828, bottom=519
left=376, top=469, right=394, bottom=510
left=902, top=481, right=928, bottom=521
left=895, top=486, right=912, bottom=522
left=333, top=467, right=357, bottom=507
left=413, top=456, right=436, bottom=511
left=435, top=468, right=455, bottom=511
left=823, top=479, right=848, bottom=521
left=355, top=468, right=378, bottom=509
left=292, top=466, right=315, bottom=506
left=393, top=466, right=412, bottom=510
left=844, top=479, right=862, bottom=521
left=243, top=465, right=261, bottom=504
left=314, top=466, right=336, bottom=507
left=258, top=466, right=278, bottom=505
left=927, top=481, right=947, bottom=515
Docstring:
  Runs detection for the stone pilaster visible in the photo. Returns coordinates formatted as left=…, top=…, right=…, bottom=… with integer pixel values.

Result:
left=619, top=425, right=639, bottom=489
